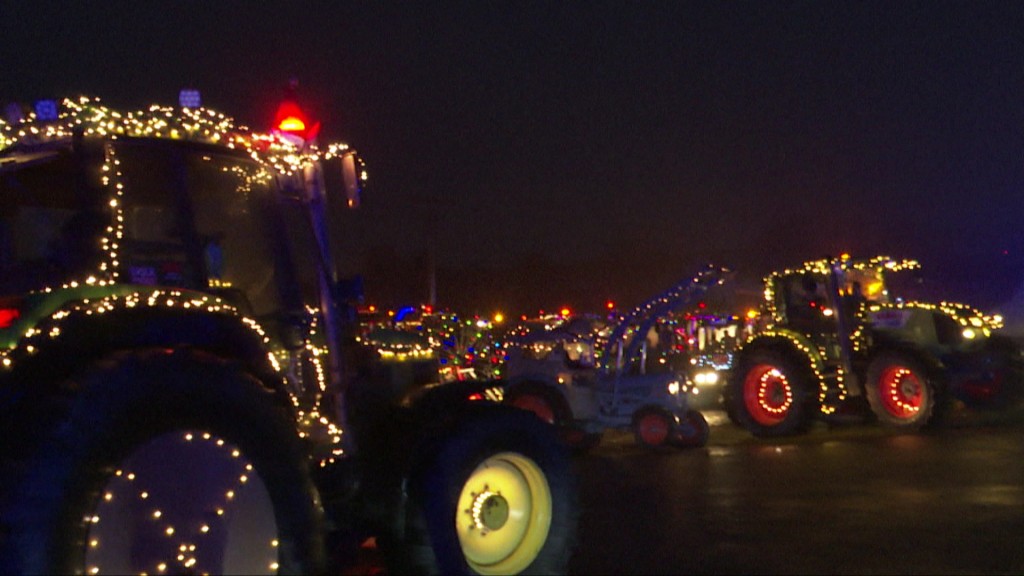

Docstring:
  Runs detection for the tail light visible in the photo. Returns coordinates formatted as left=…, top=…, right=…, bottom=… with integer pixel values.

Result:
left=0, top=296, right=24, bottom=329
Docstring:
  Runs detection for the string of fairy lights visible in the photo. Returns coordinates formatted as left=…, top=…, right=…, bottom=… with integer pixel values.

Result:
left=0, top=96, right=359, bottom=572
left=85, top=432, right=280, bottom=575
left=0, top=96, right=363, bottom=176
left=761, top=255, right=1001, bottom=332
left=751, top=254, right=1006, bottom=416
left=0, top=96, right=352, bottom=451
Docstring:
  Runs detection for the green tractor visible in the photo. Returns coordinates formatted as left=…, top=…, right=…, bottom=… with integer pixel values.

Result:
left=0, top=93, right=577, bottom=575
left=725, top=255, right=1024, bottom=437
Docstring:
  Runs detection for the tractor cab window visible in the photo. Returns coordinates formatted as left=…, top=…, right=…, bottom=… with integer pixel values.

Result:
left=782, top=273, right=835, bottom=333
left=277, top=199, right=322, bottom=309
left=841, top=268, right=888, bottom=304
left=116, top=141, right=285, bottom=317
left=0, top=147, right=106, bottom=293
left=117, top=143, right=193, bottom=288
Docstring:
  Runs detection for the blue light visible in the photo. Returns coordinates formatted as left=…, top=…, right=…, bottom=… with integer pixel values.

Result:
left=33, top=99, right=58, bottom=121
left=179, top=89, right=202, bottom=108
left=394, top=306, right=417, bottom=322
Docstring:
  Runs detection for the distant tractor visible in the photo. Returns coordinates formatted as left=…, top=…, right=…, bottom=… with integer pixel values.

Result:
left=670, top=311, right=750, bottom=411
left=503, top=267, right=730, bottom=450
left=725, top=255, right=1024, bottom=437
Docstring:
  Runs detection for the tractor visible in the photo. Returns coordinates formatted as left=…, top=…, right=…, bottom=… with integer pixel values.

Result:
left=0, top=92, right=577, bottom=575
left=502, top=267, right=730, bottom=450
left=725, top=255, right=1024, bottom=437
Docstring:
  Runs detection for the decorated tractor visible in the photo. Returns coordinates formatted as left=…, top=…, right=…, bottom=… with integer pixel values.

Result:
left=502, top=267, right=730, bottom=450
left=725, top=255, right=1024, bottom=437
left=0, top=93, right=577, bottom=575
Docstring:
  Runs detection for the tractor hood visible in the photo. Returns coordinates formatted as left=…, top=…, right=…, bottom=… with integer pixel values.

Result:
left=865, top=301, right=1002, bottom=349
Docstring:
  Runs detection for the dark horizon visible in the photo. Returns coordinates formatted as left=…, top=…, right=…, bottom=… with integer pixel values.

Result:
left=3, top=1, right=1024, bottom=319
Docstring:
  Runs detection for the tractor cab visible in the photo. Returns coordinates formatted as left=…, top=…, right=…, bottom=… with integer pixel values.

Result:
left=727, top=254, right=1024, bottom=438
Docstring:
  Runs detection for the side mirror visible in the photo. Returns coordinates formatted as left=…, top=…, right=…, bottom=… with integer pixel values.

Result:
left=322, top=152, right=366, bottom=209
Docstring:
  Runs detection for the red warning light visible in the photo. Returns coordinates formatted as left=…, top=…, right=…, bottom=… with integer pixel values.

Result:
left=274, top=100, right=307, bottom=134
left=0, top=307, right=19, bottom=328
left=272, top=89, right=320, bottom=143
left=0, top=297, right=22, bottom=329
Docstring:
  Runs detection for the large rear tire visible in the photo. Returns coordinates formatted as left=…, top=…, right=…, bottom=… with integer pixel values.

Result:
left=388, top=406, right=578, bottom=575
left=675, top=409, right=710, bottom=448
left=865, top=351, right=945, bottom=429
left=0, top=349, right=325, bottom=575
left=727, top=346, right=817, bottom=437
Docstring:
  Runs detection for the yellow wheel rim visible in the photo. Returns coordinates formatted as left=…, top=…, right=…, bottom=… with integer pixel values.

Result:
left=455, top=452, right=552, bottom=575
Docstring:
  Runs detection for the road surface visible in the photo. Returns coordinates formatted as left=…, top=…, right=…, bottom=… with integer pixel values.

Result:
left=569, top=409, right=1024, bottom=575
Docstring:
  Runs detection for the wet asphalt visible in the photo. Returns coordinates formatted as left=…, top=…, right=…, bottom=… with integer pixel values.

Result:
left=569, top=408, right=1024, bottom=575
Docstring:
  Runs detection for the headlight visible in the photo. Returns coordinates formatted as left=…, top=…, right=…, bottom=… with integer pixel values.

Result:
left=694, top=371, right=719, bottom=385
left=667, top=380, right=680, bottom=395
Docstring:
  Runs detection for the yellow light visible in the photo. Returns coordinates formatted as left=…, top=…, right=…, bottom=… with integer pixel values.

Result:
left=278, top=116, right=306, bottom=132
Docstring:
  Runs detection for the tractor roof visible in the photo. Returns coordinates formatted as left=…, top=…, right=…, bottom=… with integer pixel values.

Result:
left=765, top=255, right=921, bottom=284
left=0, top=96, right=354, bottom=175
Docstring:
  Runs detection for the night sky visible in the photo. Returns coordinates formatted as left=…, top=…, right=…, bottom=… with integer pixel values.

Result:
left=3, top=1, right=1024, bottom=320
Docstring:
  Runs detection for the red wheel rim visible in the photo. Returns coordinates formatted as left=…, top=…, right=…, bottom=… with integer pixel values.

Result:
left=743, top=364, right=794, bottom=426
left=637, top=413, right=670, bottom=446
left=878, top=365, right=924, bottom=419
left=511, top=394, right=556, bottom=425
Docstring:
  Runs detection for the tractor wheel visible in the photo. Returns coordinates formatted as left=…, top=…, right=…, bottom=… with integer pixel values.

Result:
left=0, top=349, right=325, bottom=575
left=727, top=346, right=817, bottom=437
left=865, top=351, right=945, bottom=428
left=503, top=382, right=570, bottom=427
left=390, top=406, right=577, bottom=575
left=674, top=409, right=710, bottom=448
left=632, top=407, right=676, bottom=448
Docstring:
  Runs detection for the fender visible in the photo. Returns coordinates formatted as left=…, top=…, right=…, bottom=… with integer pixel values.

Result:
left=0, top=292, right=288, bottom=404
left=405, top=378, right=507, bottom=413
left=863, top=336, right=948, bottom=384
left=740, top=330, right=827, bottom=378
left=505, top=372, right=564, bottom=391
left=735, top=330, right=844, bottom=407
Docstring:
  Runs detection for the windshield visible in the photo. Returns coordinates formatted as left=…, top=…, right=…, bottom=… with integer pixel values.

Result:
left=843, top=267, right=889, bottom=304
left=0, top=147, right=107, bottom=294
